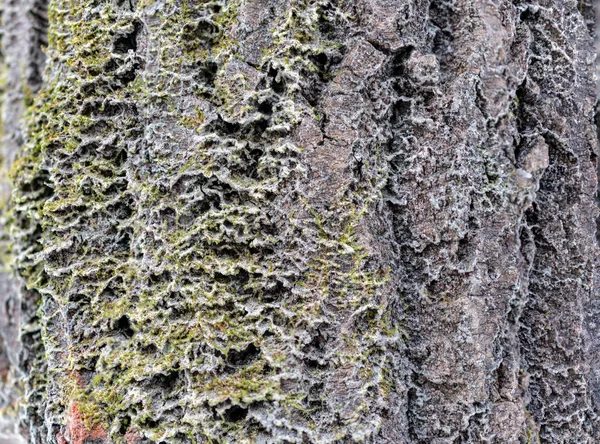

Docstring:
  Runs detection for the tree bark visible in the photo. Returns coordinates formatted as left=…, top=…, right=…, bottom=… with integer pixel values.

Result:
left=0, top=0, right=599, bottom=443
left=0, top=0, right=46, bottom=442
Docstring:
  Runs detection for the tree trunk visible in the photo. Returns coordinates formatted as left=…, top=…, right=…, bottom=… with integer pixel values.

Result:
left=0, top=0, right=599, bottom=442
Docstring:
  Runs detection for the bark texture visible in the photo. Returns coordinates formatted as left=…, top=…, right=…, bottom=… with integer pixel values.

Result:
left=0, top=0, right=599, bottom=443
left=0, top=0, right=46, bottom=442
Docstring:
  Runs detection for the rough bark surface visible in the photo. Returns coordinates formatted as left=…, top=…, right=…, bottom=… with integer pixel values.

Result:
left=0, top=0, right=46, bottom=442
left=0, top=0, right=599, bottom=443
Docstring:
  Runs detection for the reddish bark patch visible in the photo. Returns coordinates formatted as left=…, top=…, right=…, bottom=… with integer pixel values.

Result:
left=125, top=429, right=143, bottom=444
left=67, top=402, right=108, bottom=444
left=56, top=431, right=68, bottom=444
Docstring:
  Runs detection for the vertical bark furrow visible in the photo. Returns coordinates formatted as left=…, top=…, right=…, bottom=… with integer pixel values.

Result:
left=516, top=3, right=600, bottom=442
left=388, top=0, right=599, bottom=442
left=391, top=0, right=535, bottom=441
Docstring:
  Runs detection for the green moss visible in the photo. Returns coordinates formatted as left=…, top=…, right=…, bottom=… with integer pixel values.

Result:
left=9, top=0, right=401, bottom=441
left=524, top=410, right=541, bottom=444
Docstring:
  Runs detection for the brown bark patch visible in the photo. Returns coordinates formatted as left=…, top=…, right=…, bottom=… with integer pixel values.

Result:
left=66, top=402, right=108, bottom=444
left=125, top=429, right=143, bottom=444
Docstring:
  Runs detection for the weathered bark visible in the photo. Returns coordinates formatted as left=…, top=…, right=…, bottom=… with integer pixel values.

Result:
left=0, top=0, right=599, bottom=442
left=0, top=1, right=46, bottom=442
